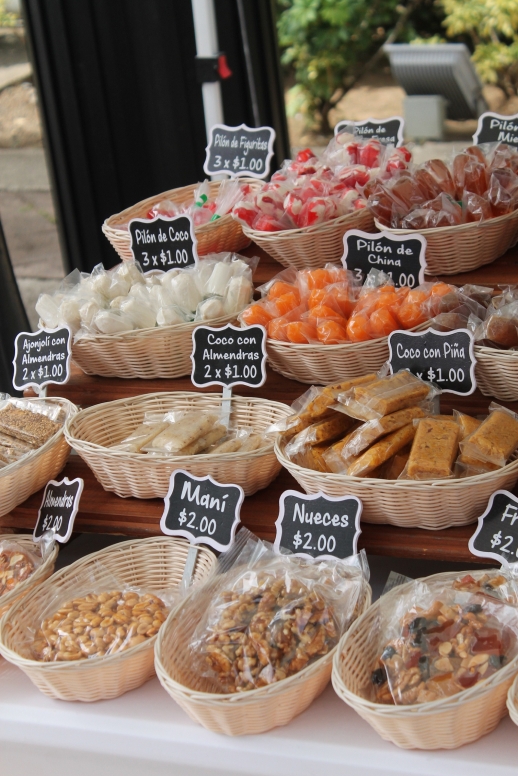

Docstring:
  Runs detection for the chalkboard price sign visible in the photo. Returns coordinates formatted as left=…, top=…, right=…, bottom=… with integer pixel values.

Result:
left=388, top=328, right=476, bottom=395
left=334, top=116, right=404, bottom=147
left=342, top=229, right=427, bottom=288
left=203, top=123, right=276, bottom=179
left=128, top=214, right=198, bottom=270
left=469, top=490, right=518, bottom=567
left=191, top=323, right=267, bottom=389
left=274, top=490, right=362, bottom=561
left=12, top=326, right=72, bottom=392
left=33, top=477, right=84, bottom=544
left=473, top=112, right=518, bottom=146
left=160, top=470, right=243, bottom=552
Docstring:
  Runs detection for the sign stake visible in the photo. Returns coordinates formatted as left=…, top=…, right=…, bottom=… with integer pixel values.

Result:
left=181, top=545, right=200, bottom=591
left=221, top=384, right=232, bottom=428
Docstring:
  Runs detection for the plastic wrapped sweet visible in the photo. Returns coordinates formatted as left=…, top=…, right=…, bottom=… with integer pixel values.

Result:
left=337, top=370, right=437, bottom=421
left=368, top=142, right=518, bottom=228
left=111, top=410, right=270, bottom=458
left=404, top=417, right=460, bottom=480
left=460, top=403, right=518, bottom=468
left=370, top=573, right=518, bottom=705
left=36, top=254, right=256, bottom=340
left=0, top=539, right=43, bottom=598
left=232, top=133, right=412, bottom=233
left=239, top=267, right=451, bottom=345
left=188, top=530, right=369, bottom=693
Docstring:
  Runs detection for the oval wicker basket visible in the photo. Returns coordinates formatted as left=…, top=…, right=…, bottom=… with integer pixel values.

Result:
left=102, top=179, right=262, bottom=262
left=475, top=346, right=518, bottom=402
left=71, top=312, right=237, bottom=379
left=0, top=397, right=77, bottom=518
left=266, top=322, right=426, bottom=385
left=506, top=672, right=518, bottom=727
left=65, top=392, right=292, bottom=499
left=0, top=534, right=58, bottom=619
left=275, top=439, right=518, bottom=529
left=242, top=206, right=375, bottom=270
left=154, top=581, right=371, bottom=736
left=375, top=208, right=518, bottom=276
left=0, top=536, right=217, bottom=702
left=332, top=569, right=518, bottom=749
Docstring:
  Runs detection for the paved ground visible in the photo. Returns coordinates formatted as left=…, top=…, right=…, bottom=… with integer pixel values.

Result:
left=0, top=147, right=63, bottom=329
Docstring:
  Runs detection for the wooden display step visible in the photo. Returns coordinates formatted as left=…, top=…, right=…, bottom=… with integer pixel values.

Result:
left=2, top=457, right=487, bottom=564
left=18, top=240, right=518, bottom=566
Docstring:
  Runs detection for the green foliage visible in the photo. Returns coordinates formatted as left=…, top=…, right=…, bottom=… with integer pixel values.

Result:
left=439, top=0, right=518, bottom=96
left=0, top=0, right=20, bottom=27
left=277, top=0, right=440, bottom=134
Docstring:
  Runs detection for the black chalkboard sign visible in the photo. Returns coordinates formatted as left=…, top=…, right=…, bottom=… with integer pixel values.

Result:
left=469, top=490, right=518, bottom=567
left=334, top=117, right=404, bottom=147
left=191, top=323, right=267, bottom=389
left=12, top=326, right=71, bottom=392
left=342, top=229, right=427, bottom=287
left=128, top=214, right=198, bottom=270
left=274, top=490, right=362, bottom=561
left=388, top=328, right=476, bottom=395
left=473, top=112, right=518, bottom=146
left=160, top=470, right=243, bottom=552
left=33, top=477, right=83, bottom=543
left=203, top=123, right=275, bottom=179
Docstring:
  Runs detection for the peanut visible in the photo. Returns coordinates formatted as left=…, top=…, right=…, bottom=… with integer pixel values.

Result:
left=30, top=589, right=167, bottom=663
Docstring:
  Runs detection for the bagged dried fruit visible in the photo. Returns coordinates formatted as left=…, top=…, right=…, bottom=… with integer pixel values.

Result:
left=188, top=529, right=369, bottom=693
left=369, top=572, right=518, bottom=705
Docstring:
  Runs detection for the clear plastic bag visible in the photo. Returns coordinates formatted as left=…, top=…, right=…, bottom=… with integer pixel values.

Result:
left=188, top=530, right=369, bottom=693
left=337, top=369, right=439, bottom=421
left=24, top=562, right=175, bottom=663
left=0, top=397, right=64, bottom=448
left=369, top=572, right=518, bottom=705
left=460, top=403, right=518, bottom=468
left=403, top=416, right=460, bottom=480
left=0, top=538, right=44, bottom=598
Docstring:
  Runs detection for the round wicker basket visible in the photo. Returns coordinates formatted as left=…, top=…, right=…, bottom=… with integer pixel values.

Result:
left=266, top=322, right=426, bottom=385
left=475, top=346, right=518, bottom=402
left=0, top=397, right=77, bottom=518
left=65, top=392, right=292, bottom=499
left=506, top=672, right=518, bottom=727
left=275, top=439, right=518, bottom=530
left=375, top=209, right=518, bottom=276
left=0, top=534, right=58, bottom=619
left=241, top=207, right=375, bottom=270
left=154, top=581, right=371, bottom=736
left=0, top=536, right=217, bottom=702
left=71, top=312, right=237, bottom=379
left=102, top=179, right=261, bottom=262
left=332, top=569, right=518, bottom=749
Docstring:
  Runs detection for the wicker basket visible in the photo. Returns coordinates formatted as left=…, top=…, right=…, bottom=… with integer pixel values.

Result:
left=242, top=207, right=375, bottom=270
left=332, top=570, right=518, bottom=749
left=375, top=208, right=518, bottom=276
left=0, top=534, right=58, bottom=618
left=65, top=392, right=292, bottom=499
left=71, top=313, right=237, bottom=379
left=275, top=440, right=518, bottom=529
left=475, top=346, right=518, bottom=402
left=0, top=536, right=217, bottom=702
left=0, top=398, right=77, bottom=518
left=266, top=322, right=426, bottom=385
left=506, top=672, right=518, bottom=727
left=155, top=582, right=371, bottom=736
left=102, top=180, right=262, bottom=262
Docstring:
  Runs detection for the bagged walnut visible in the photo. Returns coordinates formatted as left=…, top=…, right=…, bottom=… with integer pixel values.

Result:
left=369, top=571, right=518, bottom=706
left=188, top=530, right=369, bottom=693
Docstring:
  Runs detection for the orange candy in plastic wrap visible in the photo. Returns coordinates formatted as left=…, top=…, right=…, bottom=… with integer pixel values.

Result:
left=239, top=267, right=456, bottom=346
